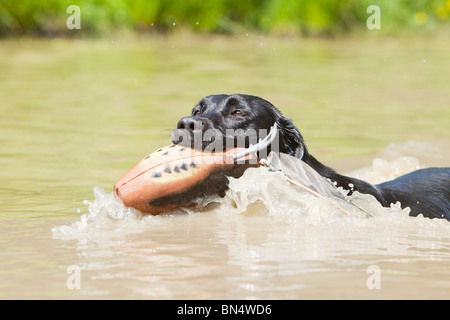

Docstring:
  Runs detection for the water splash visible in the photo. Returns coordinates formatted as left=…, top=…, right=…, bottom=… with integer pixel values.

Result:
left=52, top=151, right=448, bottom=241
left=52, top=186, right=143, bottom=239
left=213, top=165, right=410, bottom=224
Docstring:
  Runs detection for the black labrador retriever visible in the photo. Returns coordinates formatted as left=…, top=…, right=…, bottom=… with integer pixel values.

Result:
left=172, top=94, right=450, bottom=220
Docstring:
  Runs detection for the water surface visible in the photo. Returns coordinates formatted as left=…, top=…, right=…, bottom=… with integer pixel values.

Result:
left=0, top=36, right=449, bottom=299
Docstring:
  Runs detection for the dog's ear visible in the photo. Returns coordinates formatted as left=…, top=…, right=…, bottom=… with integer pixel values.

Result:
left=275, top=116, right=305, bottom=159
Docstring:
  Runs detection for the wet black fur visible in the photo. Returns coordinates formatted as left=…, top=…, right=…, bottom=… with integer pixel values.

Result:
left=172, top=94, right=450, bottom=220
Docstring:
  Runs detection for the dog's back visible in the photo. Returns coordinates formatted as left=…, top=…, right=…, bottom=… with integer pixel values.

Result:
left=377, top=168, right=450, bottom=220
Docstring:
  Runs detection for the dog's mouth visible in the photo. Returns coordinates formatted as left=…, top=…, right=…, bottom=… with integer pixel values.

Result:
left=171, top=127, right=222, bottom=150
left=171, top=123, right=278, bottom=160
left=232, top=123, right=277, bottom=161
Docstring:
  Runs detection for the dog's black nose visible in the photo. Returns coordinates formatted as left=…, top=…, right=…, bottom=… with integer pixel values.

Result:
left=172, top=116, right=207, bottom=147
left=177, top=116, right=202, bottom=131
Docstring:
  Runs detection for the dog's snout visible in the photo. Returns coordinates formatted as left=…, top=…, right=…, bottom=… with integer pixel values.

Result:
left=173, top=116, right=208, bottom=148
left=177, top=116, right=202, bottom=131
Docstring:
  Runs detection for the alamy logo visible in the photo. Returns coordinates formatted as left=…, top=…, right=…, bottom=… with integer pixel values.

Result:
left=366, top=265, right=381, bottom=289
left=66, top=265, right=81, bottom=290
left=67, top=5, right=81, bottom=30
left=367, top=5, right=381, bottom=30
left=170, top=122, right=279, bottom=165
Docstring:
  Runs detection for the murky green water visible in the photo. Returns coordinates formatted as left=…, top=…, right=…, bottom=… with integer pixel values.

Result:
left=0, top=35, right=449, bottom=299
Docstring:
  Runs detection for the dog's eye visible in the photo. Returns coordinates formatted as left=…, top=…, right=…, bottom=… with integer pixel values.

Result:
left=193, top=110, right=200, bottom=116
left=232, top=110, right=245, bottom=117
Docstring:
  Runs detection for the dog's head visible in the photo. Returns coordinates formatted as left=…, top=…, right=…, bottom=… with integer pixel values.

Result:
left=171, top=94, right=305, bottom=159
